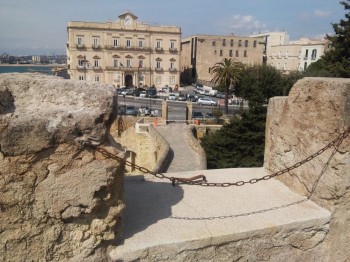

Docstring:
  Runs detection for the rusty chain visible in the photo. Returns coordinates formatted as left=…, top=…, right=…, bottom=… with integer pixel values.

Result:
left=87, top=126, right=350, bottom=187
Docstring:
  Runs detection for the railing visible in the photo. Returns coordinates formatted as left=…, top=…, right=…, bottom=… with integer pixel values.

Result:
left=155, top=47, right=164, bottom=52
left=169, top=48, right=178, bottom=53
left=92, top=66, right=102, bottom=70
left=169, top=68, right=177, bottom=72
left=155, top=67, right=163, bottom=72
left=92, top=45, right=102, bottom=50
left=76, top=44, right=86, bottom=49
left=105, top=45, right=152, bottom=51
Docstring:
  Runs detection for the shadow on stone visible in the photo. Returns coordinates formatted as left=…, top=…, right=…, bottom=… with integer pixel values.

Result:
left=122, top=175, right=183, bottom=240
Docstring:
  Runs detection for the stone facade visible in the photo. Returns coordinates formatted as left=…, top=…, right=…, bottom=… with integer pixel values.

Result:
left=181, top=34, right=265, bottom=84
left=67, top=11, right=181, bottom=89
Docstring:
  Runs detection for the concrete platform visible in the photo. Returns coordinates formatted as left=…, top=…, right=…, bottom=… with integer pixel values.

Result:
left=109, top=168, right=331, bottom=261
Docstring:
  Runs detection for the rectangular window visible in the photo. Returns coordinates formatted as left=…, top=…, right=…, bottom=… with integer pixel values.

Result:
left=220, top=50, right=223, bottom=56
left=113, top=59, right=118, bottom=67
left=139, top=60, right=143, bottom=68
left=169, top=76, right=175, bottom=84
left=212, top=41, right=216, bottom=46
left=113, top=38, right=118, bottom=47
left=77, top=37, right=83, bottom=45
left=156, top=40, right=162, bottom=48
left=208, top=67, right=211, bottom=73
left=229, top=50, right=233, bottom=57
left=253, top=40, right=257, bottom=48
left=222, top=39, right=226, bottom=46
left=79, top=75, right=84, bottom=80
left=126, top=59, right=131, bottom=67
left=170, top=62, right=175, bottom=69
left=230, top=39, right=234, bottom=47
left=156, top=61, right=161, bottom=68
left=236, top=50, right=239, bottom=57
left=94, top=59, right=99, bottom=67
left=244, top=50, right=247, bottom=57
left=126, top=39, right=131, bottom=48
left=238, top=40, right=242, bottom=47
left=245, top=40, right=248, bottom=47
left=138, top=39, right=143, bottom=48
left=305, top=49, right=309, bottom=59
left=95, top=75, right=100, bottom=82
left=170, top=40, right=176, bottom=49
left=78, top=59, right=84, bottom=66
left=93, top=37, right=99, bottom=47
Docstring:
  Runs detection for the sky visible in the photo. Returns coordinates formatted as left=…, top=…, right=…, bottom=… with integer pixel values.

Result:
left=0, top=0, right=346, bottom=56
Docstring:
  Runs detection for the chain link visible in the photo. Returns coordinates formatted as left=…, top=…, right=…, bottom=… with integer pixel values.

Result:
left=88, top=126, right=350, bottom=187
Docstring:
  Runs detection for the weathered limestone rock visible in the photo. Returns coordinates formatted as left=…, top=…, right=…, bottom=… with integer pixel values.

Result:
left=0, top=74, right=124, bottom=261
left=265, top=77, right=350, bottom=261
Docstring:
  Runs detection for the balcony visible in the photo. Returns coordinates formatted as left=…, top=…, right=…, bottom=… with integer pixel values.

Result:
left=92, top=66, right=102, bottom=71
left=92, top=45, right=102, bottom=50
left=304, top=56, right=309, bottom=60
left=105, top=66, right=120, bottom=71
left=154, top=67, right=163, bottom=72
left=76, top=44, right=86, bottom=49
left=169, top=48, right=178, bottom=53
left=76, top=65, right=86, bottom=70
left=169, top=68, right=177, bottom=72
left=155, top=47, right=164, bottom=53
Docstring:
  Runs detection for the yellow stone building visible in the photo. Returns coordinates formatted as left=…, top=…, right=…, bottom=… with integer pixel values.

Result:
left=181, top=34, right=265, bottom=85
left=67, top=11, right=181, bottom=88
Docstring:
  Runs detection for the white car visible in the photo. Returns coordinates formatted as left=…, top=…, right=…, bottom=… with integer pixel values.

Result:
left=168, top=93, right=176, bottom=100
left=197, top=97, right=216, bottom=106
left=140, top=91, right=147, bottom=98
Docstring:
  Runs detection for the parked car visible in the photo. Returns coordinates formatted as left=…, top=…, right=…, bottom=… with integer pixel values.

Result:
left=178, top=93, right=186, bottom=101
left=205, top=112, right=215, bottom=119
left=197, top=97, right=217, bottom=106
left=161, top=86, right=173, bottom=93
left=168, top=93, right=176, bottom=100
left=125, top=105, right=137, bottom=116
left=192, top=111, right=204, bottom=119
left=120, top=89, right=129, bottom=96
left=140, top=91, right=147, bottom=98
left=187, top=93, right=198, bottom=102
left=146, top=87, right=158, bottom=98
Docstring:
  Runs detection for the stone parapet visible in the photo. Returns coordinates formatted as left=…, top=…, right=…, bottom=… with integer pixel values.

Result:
left=264, top=77, right=350, bottom=261
left=0, top=73, right=125, bottom=261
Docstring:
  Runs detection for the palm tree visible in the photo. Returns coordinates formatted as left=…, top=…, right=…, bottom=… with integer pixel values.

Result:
left=211, top=58, right=243, bottom=114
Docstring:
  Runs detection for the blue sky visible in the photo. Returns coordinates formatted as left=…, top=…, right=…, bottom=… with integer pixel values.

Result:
left=0, top=0, right=345, bottom=55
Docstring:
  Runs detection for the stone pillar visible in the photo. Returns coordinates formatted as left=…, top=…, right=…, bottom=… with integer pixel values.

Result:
left=162, top=100, right=168, bottom=123
left=186, top=101, right=193, bottom=121
left=264, top=77, right=350, bottom=261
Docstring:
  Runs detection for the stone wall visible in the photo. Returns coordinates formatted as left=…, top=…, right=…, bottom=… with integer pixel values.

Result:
left=264, top=77, right=350, bottom=261
left=113, top=120, right=171, bottom=175
left=0, top=74, right=125, bottom=261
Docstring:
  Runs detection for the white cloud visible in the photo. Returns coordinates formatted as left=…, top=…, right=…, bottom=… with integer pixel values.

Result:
left=228, top=15, right=267, bottom=32
left=314, top=10, right=331, bottom=18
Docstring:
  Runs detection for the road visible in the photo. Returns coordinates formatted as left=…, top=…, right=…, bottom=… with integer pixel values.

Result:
left=117, top=86, right=247, bottom=120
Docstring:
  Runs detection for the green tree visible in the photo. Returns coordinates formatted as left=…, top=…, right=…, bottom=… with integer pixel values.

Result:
left=211, top=58, right=244, bottom=114
left=201, top=106, right=267, bottom=169
left=235, top=65, right=300, bottom=107
left=306, top=0, right=350, bottom=77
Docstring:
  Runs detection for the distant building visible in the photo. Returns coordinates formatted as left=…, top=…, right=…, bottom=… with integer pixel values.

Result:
left=67, top=11, right=181, bottom=88
left=251, top=32, right=330, bottom=73
left=181, top=34, right=265, bottom=85
left=32, top=55, right=41, bottom=63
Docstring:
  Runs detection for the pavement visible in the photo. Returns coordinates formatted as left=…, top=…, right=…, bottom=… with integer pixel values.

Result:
left=156, top=123, right=202, bottom=173
left=109, top=168, right=331, bottom=261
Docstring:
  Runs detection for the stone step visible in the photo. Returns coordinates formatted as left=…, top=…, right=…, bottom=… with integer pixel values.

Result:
left=109, top=168, right=331, bottom=261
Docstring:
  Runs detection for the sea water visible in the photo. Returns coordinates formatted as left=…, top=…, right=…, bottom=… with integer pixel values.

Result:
left=0, top=66, right=53, bottom=75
